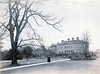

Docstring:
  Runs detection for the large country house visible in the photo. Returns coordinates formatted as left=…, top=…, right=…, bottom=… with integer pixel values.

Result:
left=49, top=37, right=89, bottom=54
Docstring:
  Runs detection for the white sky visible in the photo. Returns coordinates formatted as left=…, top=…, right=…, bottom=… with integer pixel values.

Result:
left=1, top=0, right=100, bottom=51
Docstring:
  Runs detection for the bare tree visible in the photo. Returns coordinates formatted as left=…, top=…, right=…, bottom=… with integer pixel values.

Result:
left=0, top=0, right=62, bottom=64
left=82, top=32, right=91, bottom=58
left=82, top=31, right=91, bottom=44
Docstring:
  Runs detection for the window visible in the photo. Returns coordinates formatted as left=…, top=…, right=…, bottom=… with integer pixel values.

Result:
left=62, top=51, right=63, bottom=53
left=65, top=50, right=66, bottom=53
left=71, top=46, right=72, bottom=48
left=59, top=52, right=60, bottom=54
left=61, top=47, right=63, bottom=49
left=64, top=46, right=66, bottom=49
left=70, top=50, right=72, bottom=53
left=72, top=50, right=74, bottom=53
left=79, top=50, right=81, bottom=52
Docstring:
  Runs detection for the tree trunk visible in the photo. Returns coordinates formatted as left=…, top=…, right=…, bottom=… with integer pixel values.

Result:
left=10, top=30, right=18, bottom=64
left=11, top=44, right=18, bottom=64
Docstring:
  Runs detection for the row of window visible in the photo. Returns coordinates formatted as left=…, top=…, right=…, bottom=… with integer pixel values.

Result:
left=59, top=50, right=74, bottom=54
left=58, top=45, right=82, bottom=49
left=58, top=50, right=83, bottom=54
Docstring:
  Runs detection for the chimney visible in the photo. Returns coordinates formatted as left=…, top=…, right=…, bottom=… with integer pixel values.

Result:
left=72, top=37, right=74, bottom=41
left=57, top=42, right=59, bottom=44
left=67, top=38, right=70, bottom=41
left=61, top=40, right=64, bottom=43
left=76, top=37, right=79, bottom=40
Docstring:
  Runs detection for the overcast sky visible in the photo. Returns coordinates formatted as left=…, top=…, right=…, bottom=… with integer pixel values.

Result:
left=1, top=0, right=100, bottom=51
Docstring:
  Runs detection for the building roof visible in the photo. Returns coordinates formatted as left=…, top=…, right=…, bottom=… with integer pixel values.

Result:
left=50, top=37, right=88, bottom=47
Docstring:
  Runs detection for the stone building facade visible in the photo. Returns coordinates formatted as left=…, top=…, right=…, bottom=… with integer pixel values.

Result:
left=50, top=37, right=89, bottom=54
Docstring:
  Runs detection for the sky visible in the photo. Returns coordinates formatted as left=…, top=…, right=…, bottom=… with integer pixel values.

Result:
left=0, top=0, right=100, bottom=51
